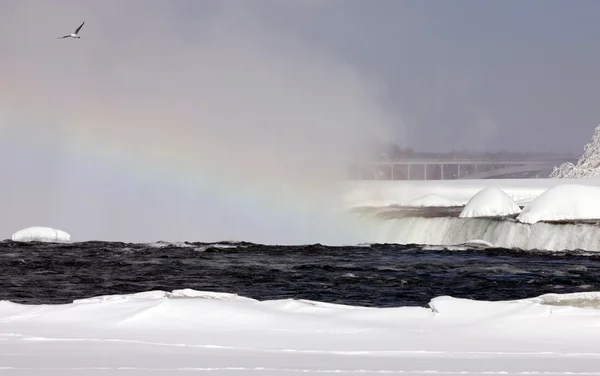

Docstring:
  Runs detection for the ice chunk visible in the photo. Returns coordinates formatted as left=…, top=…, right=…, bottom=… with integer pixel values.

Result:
left=11, top=226, right=71, bottom=242
left=517, top=184, right=600, bottom=224
left=459, top=187, right=521, bottom=218
left=530, top=291, right=600, bottom=309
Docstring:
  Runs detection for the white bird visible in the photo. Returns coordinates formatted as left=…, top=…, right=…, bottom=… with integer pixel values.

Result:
left=58, top=21, right=85, bottom=39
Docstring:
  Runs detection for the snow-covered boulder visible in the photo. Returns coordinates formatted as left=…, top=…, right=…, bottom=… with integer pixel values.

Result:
left=459, top=188, right=521, bottom=218
left=550, top=125, right=600, bottom=178
left=406, top=194, right=461, bottom=208
left=517, top=184, right=600, bottom=224
left=11, top=227, right=71, bottom=242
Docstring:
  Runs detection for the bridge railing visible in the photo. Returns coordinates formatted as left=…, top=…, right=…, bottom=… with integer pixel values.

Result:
left=348, top=159, right=576, bottom=180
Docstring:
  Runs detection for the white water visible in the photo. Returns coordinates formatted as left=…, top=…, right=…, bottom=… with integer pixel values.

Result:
left=356, top=213, right=600, bottom=250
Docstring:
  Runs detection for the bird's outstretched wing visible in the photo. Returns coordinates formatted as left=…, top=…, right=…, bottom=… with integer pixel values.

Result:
left=57, top=35, right=71, bottom=39
left=74, top=21, right=85, bottom=35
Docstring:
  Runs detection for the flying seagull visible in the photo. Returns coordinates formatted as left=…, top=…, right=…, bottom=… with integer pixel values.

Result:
left=58, top=21, right=85, bottom=39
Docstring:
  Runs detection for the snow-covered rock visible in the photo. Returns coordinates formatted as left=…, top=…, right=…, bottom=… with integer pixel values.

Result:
left=459, top=187, right=521, bottom=218
left=517, top=184, right=600, bottom=224
left=406, top=194, right=461, bottom=208
left=11, top=227, right=71, bottom=242
left=551, top=125, right=600, bottom=178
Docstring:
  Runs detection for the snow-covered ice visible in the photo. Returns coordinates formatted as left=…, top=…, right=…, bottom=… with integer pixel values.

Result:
left=2, top=289, right=600, bottom=375
left=406, top=194, right=461, bottom=207
left=11, top=226, right=71, bottom=242
left=459, top=187, right=521, bottom=218
left=340, top=177, right=600, bottom=208
left=518, top=184, right=600, bottom=224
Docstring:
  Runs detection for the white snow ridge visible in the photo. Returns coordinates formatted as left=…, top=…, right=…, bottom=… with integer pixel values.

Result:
left=459, top=187, right=521, bottom=218
left=11, top=226, right=71, bottom=242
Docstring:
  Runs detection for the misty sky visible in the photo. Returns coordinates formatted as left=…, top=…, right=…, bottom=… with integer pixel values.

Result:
left=259, top=0, right=600, bottom=153
left=3, top=0, right=599, bottom=153
left=180, top=0, right=600, bottom=153
left=0, top=0, right=598, bottom=242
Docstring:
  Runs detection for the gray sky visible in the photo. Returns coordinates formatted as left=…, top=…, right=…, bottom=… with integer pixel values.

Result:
left=0, top=0, right=597, bottom=242
left=266, top=0, right=600, bottom=154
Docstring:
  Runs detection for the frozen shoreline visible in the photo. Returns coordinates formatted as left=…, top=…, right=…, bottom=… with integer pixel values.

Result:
left=2, top=289, right=600, bottom=375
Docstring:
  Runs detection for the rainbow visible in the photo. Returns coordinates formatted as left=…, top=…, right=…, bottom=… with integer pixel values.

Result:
left=0, top=107, right=361, bottom=244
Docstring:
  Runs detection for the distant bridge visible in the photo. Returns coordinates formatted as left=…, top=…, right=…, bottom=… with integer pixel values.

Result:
left=349, top=158, right=578, bottom=180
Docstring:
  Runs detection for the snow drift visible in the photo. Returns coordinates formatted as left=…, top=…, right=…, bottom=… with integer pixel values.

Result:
left=11, top=226, right=71, bottom=242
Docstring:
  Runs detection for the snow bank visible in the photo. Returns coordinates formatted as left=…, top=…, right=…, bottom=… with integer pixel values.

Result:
left=11, top=226, right=71, bottom=242
left=459, top=187, right=521, bottom=218
left=517, top=184, right=600, bottom=224
left=339, top=177, right=600, bottom=208
left=1, top=289, right=600, bottom=374
left=406, top=194, right=461, bottom=207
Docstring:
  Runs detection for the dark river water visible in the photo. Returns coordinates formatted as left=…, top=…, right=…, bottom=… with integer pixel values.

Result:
left=1, top=240, right=599, bottom=307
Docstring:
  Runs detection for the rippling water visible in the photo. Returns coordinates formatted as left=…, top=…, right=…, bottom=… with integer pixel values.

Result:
left=1, top=241, right=600, bottom=307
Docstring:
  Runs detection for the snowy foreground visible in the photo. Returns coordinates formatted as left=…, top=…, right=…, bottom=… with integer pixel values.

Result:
left=2, top=289, right=600, bottom=375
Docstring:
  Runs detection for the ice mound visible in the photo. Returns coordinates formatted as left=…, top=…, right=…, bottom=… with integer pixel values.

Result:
left=459, top=187, right=521, bottom=218
left=406, top=194, right=461, bottom=207
left=11, top=226, right=71, bottom=242
left=517, top=184, right=600, bottom=224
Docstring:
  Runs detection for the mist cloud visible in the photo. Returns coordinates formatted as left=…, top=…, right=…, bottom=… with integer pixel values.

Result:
left=0, top=0, right=396, bottom=242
